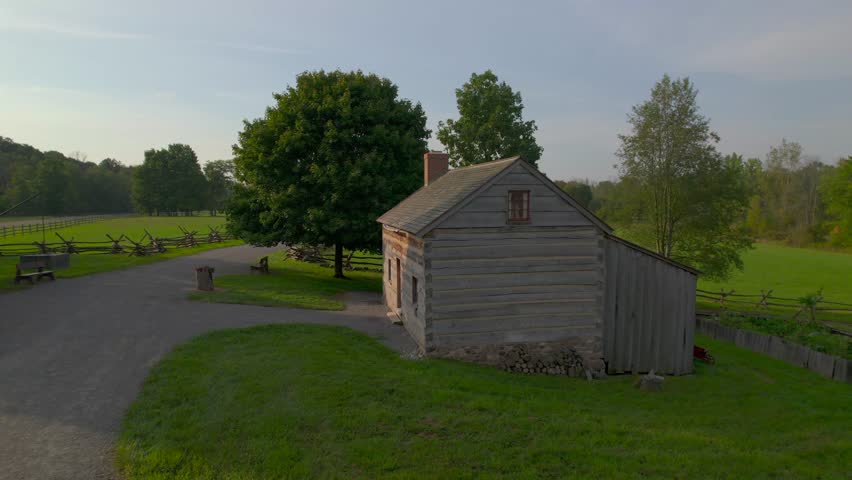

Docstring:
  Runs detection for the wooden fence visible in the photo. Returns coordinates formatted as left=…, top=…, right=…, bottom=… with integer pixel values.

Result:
left=318, top=253, right=382, bottom=271
left=696, top=288, right=852, bottom=324
left=0, top=226, right=233, bottom=257
left=696, top=316, right=851, bottom=383
left=285, top=245, right=382, bottom=272
left=0, top=214, right=134, bottom=239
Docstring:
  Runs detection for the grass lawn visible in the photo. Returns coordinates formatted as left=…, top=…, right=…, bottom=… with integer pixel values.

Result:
left=0, top=216, right=239, bottom=291
left=0, top=215, right=227, bottom=244
left=188, top=252, right=382, bottom=310
left=118, top=325, right=852, bottom=480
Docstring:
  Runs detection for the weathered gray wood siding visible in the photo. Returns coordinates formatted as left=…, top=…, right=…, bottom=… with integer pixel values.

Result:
left=439, top=163, right=595, bottom=229
left=383, top=228, right=428, bottom=349
left=603, top=238, right=696, bottom=375
left=426, top=226, right=605, bottom=352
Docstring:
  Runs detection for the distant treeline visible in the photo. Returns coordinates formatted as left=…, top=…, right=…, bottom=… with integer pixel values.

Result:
left=0, top=136, right=134, bottom=215
left=556, top=139, right=852, bottom=248
left=0, top=137, right=234, bottom=217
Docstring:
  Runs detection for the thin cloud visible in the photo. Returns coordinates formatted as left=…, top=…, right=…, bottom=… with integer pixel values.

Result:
left=688, top=16, right=852, bottom=80
left=0, top=9, right=145, bottom=40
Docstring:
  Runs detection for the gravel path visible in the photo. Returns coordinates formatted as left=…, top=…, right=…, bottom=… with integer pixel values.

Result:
left=0, top=245, right=413, bottom=480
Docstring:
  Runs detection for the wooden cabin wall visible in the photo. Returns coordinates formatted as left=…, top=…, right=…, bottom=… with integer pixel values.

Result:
left=439, top=162, right=596, bottom=229
left=425, top=225, right=605, bottom=360
left=382, top=228, right=428, bottom=350
left=602, top=238, right=696, bottom=375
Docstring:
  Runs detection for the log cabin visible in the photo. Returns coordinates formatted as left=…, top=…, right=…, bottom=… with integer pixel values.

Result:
left=377, top=152, right=698, bottom=375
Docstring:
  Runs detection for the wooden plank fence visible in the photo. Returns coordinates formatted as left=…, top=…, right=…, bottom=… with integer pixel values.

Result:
left=696, top=316, right=851, bottom=383
left=0, top=214, right=134, bottom=239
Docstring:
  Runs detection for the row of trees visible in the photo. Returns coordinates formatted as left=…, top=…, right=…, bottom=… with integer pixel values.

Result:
left=553, top=76, right=852, bottom=278
left=131, top=144, right=234, bottom=216
left=228, top=69, right=847, bottom=280
left=0, top=137, right=134, bottom=215
left=745, top=140, right=850, bottom=247
left=228, top=69, right=549, bottom=276
left=0, top=137, right=234, bottom=217
left=558, top=140, right=852, bottom=259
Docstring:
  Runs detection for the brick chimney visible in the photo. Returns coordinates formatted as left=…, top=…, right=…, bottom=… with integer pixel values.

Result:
left=424, top=151, right=449, bottom=186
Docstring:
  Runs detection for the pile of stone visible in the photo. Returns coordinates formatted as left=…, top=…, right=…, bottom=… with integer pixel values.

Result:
left=498, top=344, right=586, bottom=377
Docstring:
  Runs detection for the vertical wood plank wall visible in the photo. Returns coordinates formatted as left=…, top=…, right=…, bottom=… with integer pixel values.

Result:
left=426, top=226, right=605, bottom=351
left=603, top=238, right=696, bottom=375
left=382, top=228, right=428, bottom=349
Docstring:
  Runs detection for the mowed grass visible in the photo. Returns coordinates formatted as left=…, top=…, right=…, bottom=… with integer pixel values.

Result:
left=0, top=216, right=240, bottom=290
left=1, top=215, right=227, bottom=244
left=118, top=325, right=852, bottom=480
left=188, top=252, right=382, bottom=310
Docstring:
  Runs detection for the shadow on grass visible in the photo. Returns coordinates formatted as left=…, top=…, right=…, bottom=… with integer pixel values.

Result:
left=187, top=256, right=382, bottom=311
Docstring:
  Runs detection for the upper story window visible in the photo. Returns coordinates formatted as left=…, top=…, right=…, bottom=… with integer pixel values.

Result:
left=508, top=190, right=530, bottom=222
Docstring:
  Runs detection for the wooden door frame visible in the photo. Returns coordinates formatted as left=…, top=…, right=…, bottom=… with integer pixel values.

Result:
left=395, top=258, right=401, bottom=308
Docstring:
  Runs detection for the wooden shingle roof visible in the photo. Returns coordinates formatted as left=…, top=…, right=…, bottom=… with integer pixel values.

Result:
left=377, top=157, right=519, bottom=235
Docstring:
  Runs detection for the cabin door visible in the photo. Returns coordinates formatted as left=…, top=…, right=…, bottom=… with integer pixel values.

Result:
left=395, top=258, right=401, bottom=308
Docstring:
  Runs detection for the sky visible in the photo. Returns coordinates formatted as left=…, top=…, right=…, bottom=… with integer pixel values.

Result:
left=1, top=0, right=851, bottom=181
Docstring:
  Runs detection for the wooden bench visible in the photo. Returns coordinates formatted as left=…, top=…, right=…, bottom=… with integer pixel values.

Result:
left=14, top=258, right=55, bottom=284
left=249, top=256, right=270, bottom=274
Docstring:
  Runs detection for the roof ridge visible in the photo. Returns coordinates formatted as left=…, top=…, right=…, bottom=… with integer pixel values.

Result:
left=449, top=156, right=519, bottom=172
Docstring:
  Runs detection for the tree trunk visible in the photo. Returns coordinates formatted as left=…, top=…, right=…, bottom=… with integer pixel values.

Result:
left=334, top=242, right=345, bottom=278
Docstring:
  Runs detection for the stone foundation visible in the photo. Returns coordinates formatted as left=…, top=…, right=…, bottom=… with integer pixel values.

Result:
left=430, top=340, right=605, bottom=378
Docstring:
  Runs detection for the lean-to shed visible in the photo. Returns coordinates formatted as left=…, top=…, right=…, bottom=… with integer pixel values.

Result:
left=378, top=152, right=698, bottom=375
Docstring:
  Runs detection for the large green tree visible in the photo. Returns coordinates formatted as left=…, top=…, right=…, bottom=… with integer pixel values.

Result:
left=228, top=70, right=429, bottom=277
left=132, top=144, right=207, bottom=215
left=203, top=159, right=235, bottom=216
left=437, top=70, right=542, bottom=168
left=821, top=157, right=852, bottom=246
left=554, top=180, right=593, bottom=209
left=615, top=74, right=752, bottom=279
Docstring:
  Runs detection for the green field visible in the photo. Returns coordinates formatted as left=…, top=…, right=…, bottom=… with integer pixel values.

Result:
left=0, top=216, right=239, bottom=290
left=0, top=215, right=226, bottom=244
left=699, top=243, right=852, bottom=304
left=698, top=243, right=852, bottom=327
left=189, top=252, right=382, bottom=310
left=117, top=325, right=851, bottom=480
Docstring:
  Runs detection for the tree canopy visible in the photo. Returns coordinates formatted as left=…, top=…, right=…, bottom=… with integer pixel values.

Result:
left=132, top=144, right=207, bottom=215
left=554, top=180, right=593, bottom=209
left=821, top=157, right=852, bottom=245
left=228, top=70, right=430, bottom=277
left=437, top=70, right=542, bottom=168
left=615, top=74, right=753, bottom=279
left=203, top=159, right=235, bottom=216
left=0, top=137, right=133, bottom=215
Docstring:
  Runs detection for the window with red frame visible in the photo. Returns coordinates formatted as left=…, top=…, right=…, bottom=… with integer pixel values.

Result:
left=508, top=190, right=530, bottom=221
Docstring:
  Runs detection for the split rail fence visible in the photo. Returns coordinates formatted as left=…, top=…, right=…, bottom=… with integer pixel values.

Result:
left=285, top=245, right=382, bottom=272
left=0, top=226, right=233, bottom=257
left=0, top=214, right=134, bottom=239
left=696, top=288, right=852, bottom=327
